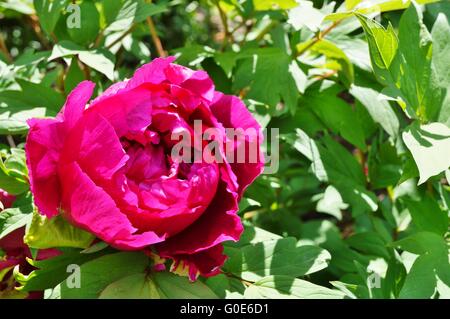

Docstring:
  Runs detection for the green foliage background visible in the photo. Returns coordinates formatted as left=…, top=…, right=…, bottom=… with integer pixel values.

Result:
left=0, top=0, right=449, bottom=299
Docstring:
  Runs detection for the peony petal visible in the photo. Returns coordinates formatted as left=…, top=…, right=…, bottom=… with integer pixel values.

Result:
left=58, top=81, right=95, bottom=129
left=127, top=56, right=215, bottom=104
left=0, top=228, right=26, bottom=255
left=90, top=81, right=127, bottom=105
left=88, top=85, right=153, bottom=137
left=126, top=56, right=176, bottom=89
left=60, top=112, right=128, bottom=182
left=164, top=64, right=215, bottom=102
left=25, top=118, right=66, bottom=218
left=210, top=92, right=264, bottom=197
left=156, top=176, right=242, bottom=255
left=125, top=144, right=167, bottom=183
left=60, top=162, right=165, bottom=250
left=167, top=244, right=226, bottom=280
left=128, top=163, right=219, bottom=237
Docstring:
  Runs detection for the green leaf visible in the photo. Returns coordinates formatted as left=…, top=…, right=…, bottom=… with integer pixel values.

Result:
left=432, top=14, right=450, bottom=88
left=101, top=0, right=123, bottom=26
left=0, top=156, right=29, bottom=195
left=315, top=185, right=348, bottom=220
left=393, top=4, right=443, bottom=121
left=105, top=0, right=168, bottom=32
left=24, top=212, right=94, bottom=249
left=78, top=49, right=115, bottom=81
left=0, top=207, right=32, bottom=239
left=244, top=276, right=345, bottom=299
left=49, top=41, right=115, bottom=80
left=432, top=14, right=450, bottom=126
left=67, top=0, right=100, bottom=45
left=0, top=0, right=35, bottom=14
left=232, top=48, right=299, bottom=115
left=345, top=232, right=390, bottom=259
left=0, top=80, right=62, bottom=135
left=224, top=237, right=331, bottom=281
left=288, top=1, right=325, bottom=32
left=327, top=0, right=440, bottom=22
left=355, top=13, right=397, bottom=83
left=392, top=231, right=447, bottom=256
left=368, top=141, right=402, bottom=189
left=402, top=122, right=450, bottom=185
left=404, top=195, right=448, bottom=235
left=291, top=129, right=377, bottom=216
left=60, top=252, right=148, bottom=298
left=64, top=58, right=85, bottom=94
left=16, top=79, right=64, bottom=112
left=99, top=271, right=218, bottom=299
left=17, top=248, right=106, bottom=292
left=98, top=273, right=160, bottom=299
left=357, top=5, right=445, bottom=121
left=152, top=272, right=218, bottom=299
left=299, top=85, right=366, bottom=150
left=399, top=253, right=438, bottom=299
left=33, top=0, right=67, bottom=35
left=227, top=224, right=282, bottom=248
left=205, top=274, right=245, bottom=299
left=350, top=84, right=399, bottom=137
left=300, top=39, right=354, bottom=87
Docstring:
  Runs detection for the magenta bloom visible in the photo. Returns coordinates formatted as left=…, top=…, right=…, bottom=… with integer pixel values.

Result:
left=25, top=57, right=264, bottom=279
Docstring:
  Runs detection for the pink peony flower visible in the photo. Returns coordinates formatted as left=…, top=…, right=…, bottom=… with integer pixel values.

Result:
left=25, top=57, right=264, bottom=280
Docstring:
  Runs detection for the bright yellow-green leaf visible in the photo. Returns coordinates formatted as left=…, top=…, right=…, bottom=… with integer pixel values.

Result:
left=25, top=212, right=95, bottom=249
left=253, top=0, right=297, bottom=11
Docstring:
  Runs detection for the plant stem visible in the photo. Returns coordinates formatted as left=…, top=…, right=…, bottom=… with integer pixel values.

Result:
left=79, top=58, right=91, bottom=81
left=214, top=0, right=232, bottom=50
left=295, top=20, right=342, bottom=57
left=6, top=135, right=16, bottom=148
left=93, top=32, right=104, bottom=48
left=0, top=32, right=12, bottom=63
left=254, top=20, right=279, bottom=42
left=106, top=25, right=136, bottom=49
left=28, top=14, right=51, bottom=49
left=146, top=16, right=166, bottom=57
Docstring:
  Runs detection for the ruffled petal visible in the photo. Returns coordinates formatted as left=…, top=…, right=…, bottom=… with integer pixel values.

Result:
left=127, top=56, right=176, bottom=89
left=210, top=92, right=264, bottom=197
left=128, top=163, right=219, bottom=237
left=155, top=175, right=242, bottom=255
left=59, top=162, right=165, bottom=250
left=88, top=85, right=153, bottom=137
left=127, top=56, right=215, bottom=105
